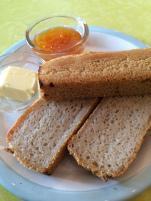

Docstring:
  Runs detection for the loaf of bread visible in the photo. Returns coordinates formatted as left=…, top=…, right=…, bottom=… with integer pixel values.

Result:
left=6, top=97, right=99, bottom=174
left=68, top=95, right=151, bottom=180
left=39, top=48, right=151, bottom=99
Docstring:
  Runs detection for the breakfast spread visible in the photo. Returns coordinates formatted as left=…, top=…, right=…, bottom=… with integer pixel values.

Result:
left=2, top=16, right=151, bottom=182
left=39, top=48, right=151, bottom=99
left=0, top=66, right=38, bottom=102
left=34, top=27, right=82, bottom=53
left=26, top=16, right=89, bottom=60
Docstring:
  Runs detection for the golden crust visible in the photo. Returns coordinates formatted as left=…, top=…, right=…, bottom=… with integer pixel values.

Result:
left=39, top=48, right=151, bottom=99
left=68, top=130, right=151, bottom=181
left=6, top=98, right=45, bottom=143
left=43, top=98, right=99, bottom=174
left=9, top=142, right=66, bottom=174
left=67, top=104, right=151, bottom=181
left=68, top=135, right=145, bottom=180
left=6, top=97, right=99, bottom=174
left=6, top=98, right=49, bottom=173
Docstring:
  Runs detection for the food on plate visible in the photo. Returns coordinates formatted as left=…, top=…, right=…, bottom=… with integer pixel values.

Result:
left=6, top=97, right=98, bottom=173
left=68, top=96, right=151, bottom=180
left=4, top=43, right=151, bottom=180
left=39, top=48, right=151, bottom=99
left=34, top=27, right=82, bottom=53
left=0, top=66, right=38, bottom=102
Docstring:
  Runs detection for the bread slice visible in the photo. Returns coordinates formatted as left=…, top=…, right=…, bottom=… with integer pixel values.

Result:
left=6, top=97, right=99, bottom=174
left=68, top=96, right=151, bottom=180
left=39, top=48, right=151, bottom=99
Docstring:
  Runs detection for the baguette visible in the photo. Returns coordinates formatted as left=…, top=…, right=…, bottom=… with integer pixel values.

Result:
left=39, top=48, right=151, bottom=99
left=6, top=97, right=99, bottom=174
left=68, top=96, right=151, bottom=180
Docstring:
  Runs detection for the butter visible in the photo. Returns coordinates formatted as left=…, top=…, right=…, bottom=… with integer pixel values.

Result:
left=0, top=66, right=37, bottom=102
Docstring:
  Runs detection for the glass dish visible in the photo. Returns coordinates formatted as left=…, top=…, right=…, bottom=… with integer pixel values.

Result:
left=0, top=52, right=43, bottom=112
left=26, top=15, right=89, bottom=60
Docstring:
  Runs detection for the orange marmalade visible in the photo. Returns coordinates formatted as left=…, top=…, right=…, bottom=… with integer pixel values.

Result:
left=34, top=27, right=82, bottom=53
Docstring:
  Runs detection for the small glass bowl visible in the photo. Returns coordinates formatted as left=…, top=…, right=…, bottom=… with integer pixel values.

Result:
left=26, top=15, right=89, bottom=60
left=0, top=52, right=43, bottom=112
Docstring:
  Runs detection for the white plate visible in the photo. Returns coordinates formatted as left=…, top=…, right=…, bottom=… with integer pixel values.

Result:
left=0, top=26, right=150, bottom=201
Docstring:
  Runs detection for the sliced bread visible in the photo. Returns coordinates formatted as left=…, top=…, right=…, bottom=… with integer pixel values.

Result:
left=68, top=96, right=151, bottom=180
left=39, top=48, right=151, bottom=99
left=6, top=97, right=99, bottom=174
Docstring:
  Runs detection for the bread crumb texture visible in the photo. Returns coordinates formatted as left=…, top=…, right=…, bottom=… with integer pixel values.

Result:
left=68, top=96, right=151, bottom=180
left=8, top=98, right=98, bottom=173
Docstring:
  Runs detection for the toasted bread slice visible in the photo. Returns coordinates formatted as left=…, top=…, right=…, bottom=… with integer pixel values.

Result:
left=39, top=48, right=151, bottom=99
left=68, top=96, right=151, bottom=180
left=6, top=98, right=99, bottom=174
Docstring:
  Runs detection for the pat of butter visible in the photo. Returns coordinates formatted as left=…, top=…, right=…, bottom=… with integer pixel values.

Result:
left=0, top=66, right=37, bottom=102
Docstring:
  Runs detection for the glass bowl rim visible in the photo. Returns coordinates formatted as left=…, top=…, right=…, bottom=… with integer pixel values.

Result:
left=0, top=51, right=45, bottom=65
left=25, top=15, right=89, bottom=54
left=0, top=52, right=42, bottom=113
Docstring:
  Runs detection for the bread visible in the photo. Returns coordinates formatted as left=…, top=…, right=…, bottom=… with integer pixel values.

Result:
left=6, top=97, right=99, bottom=174
left=68, top=96, right=151, bottom=180
left=39, top=48, right=151, bottom=99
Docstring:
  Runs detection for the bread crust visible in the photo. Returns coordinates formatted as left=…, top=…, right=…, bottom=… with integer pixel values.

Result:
left=67, top=97, right=151, bottom=181
left=39, top=48, right=151, bottom=99
left=6, top=98, right=99, bottom=174
left=6, top=98, right=48, bottom=173
left=68, top=134, right=147, bottom=181
left=7, top=98, right=45, bottom=143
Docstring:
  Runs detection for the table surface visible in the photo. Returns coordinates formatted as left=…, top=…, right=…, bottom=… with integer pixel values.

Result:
left=0, top=0, right=151, bottom=200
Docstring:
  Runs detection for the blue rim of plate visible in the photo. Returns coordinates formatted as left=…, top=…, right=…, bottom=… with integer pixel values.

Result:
left=0, top=26, right=150, bottom=201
